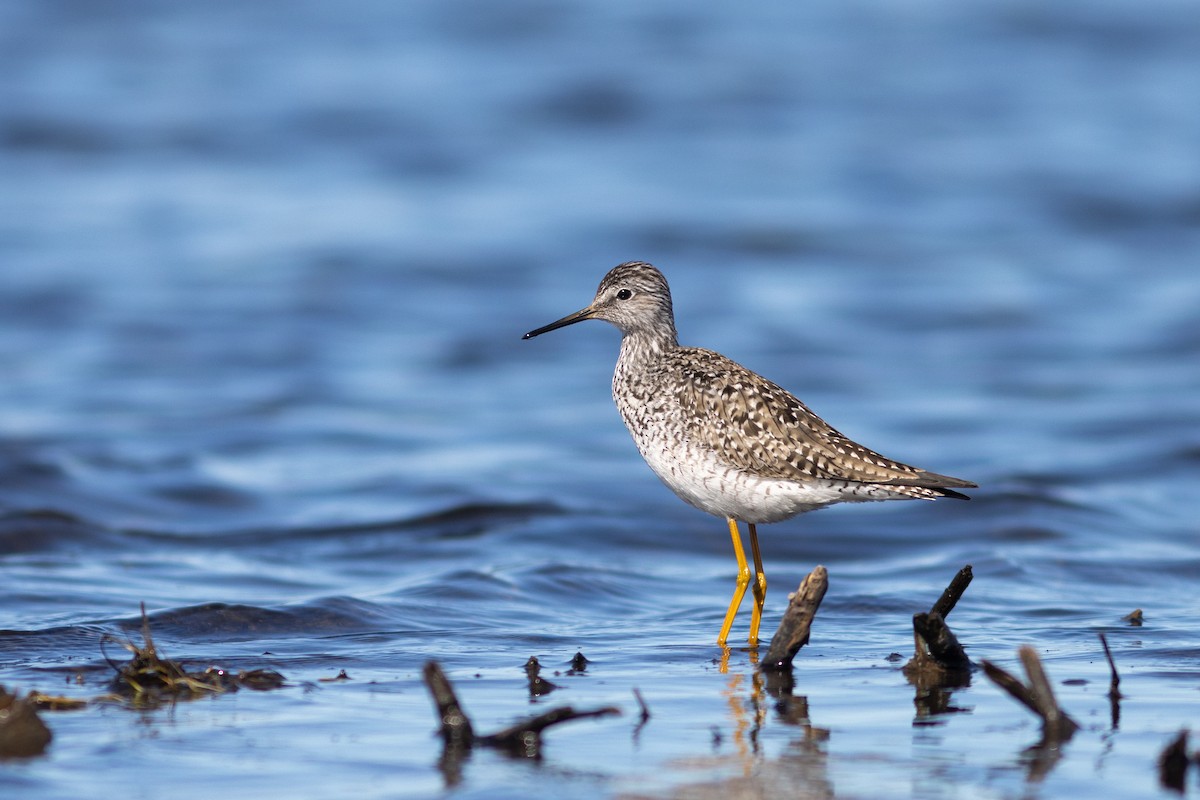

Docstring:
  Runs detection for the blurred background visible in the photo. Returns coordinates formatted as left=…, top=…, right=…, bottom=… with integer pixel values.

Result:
left=2, top=0, right=1196, bottom=537
left=1, top=1, right=1198, bottom=798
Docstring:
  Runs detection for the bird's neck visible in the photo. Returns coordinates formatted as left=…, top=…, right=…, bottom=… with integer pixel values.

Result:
left=618, top=326, right=678, bottom=368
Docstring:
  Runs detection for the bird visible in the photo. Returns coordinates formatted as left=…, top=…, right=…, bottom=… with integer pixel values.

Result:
left=522, top=261, right=975, bottom=647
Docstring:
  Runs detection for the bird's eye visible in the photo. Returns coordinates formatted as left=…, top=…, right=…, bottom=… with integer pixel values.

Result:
left=616, top=288, right=633, bottom=300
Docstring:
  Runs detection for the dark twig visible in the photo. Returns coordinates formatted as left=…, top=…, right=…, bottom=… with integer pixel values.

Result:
left=1018, top=647, right=1075, bottom=736
left=423, top=662, right=474, bottom=749
left=1098, top=632, right=1122, bottom=729
left=1098, top=633, right=1121, bottom=700
left=632, top=688, right=651, bottom=725
left=930, top=564, right=973, bottom=619
left=631, top=688, right=651, bottom=743
left=981, top=645, right=1079, bottom=743
left=981, top=660, right=1042, bottom=718
left=760, top=566, right=828, bottom=674
left=482, top=706, right=620, bottom=757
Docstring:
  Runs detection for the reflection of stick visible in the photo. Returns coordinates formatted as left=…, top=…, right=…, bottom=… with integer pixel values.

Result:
left=981, top=646, right=1079, bottom=742
left=760, top=566, right=828, bottom=673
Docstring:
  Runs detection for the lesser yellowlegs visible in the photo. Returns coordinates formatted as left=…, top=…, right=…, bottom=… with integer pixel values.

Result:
left=523, top=261, right=975, bottom=647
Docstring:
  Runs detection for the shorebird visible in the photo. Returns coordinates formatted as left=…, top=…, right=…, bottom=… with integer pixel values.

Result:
left=523, top=261, right=975, bottom=647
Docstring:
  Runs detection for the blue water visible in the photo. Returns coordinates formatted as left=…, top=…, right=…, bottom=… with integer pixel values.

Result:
left=2, top=1, right=1199, bottom=798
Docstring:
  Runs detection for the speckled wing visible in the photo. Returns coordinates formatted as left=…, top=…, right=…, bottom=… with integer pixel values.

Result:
left=672, top=348, right=974, bottom=495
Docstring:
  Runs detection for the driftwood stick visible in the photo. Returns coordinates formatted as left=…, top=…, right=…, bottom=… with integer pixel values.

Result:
left=1018, top=646, right=1075, bottom=735
left=930, top=564, right=973, bottom=619
left=981, top=646, right=1079, bottom=742
left=905, top=565, right=973, bottom=679
left=760, top=566, right=829, bottom=673
left=912, top=612, right=970, bottom=672
left=980, top=660, right=1043, bottom=718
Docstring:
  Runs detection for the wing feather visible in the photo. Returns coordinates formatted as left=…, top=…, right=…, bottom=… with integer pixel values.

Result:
left=672, top=348, right=974, bottom=494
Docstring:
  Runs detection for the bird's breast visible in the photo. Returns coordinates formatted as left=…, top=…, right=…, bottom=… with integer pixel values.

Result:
left=611, top=373, right=835, bottom=523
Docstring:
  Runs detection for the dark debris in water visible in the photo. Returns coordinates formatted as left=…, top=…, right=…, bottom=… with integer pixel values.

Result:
left=905, top=567, right=973, bottom=677
left=423, top=660, right=619, bottom=786
left=5, top=568, right=1188, bottom=791
left=0, top=685, right=53, bottom=758
left=1157, top=729, right=1194, bottom=793
left=100, top=605, right=286, bottom=707
left=523, top=656, right=559, bottom=697
left=4, top=605, right=320, bottom=756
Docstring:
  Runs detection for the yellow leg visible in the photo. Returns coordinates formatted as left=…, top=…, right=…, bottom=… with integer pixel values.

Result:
left=747, top=523, right=767, bottom=646
left=717, top=517, right=751, bottom=647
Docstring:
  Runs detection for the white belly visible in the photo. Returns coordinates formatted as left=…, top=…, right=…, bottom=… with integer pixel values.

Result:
left=632, top=436, right=867, bottom=524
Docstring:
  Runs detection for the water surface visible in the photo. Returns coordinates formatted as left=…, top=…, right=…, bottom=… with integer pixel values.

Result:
left=2, top=1, right=1198, bottom=798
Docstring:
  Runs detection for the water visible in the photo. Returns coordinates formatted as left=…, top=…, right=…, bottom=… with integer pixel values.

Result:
left=2, top=0, right=1198, bottom=797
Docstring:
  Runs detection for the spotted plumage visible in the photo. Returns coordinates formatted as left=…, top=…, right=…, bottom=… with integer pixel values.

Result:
left=524, top=261, right=975, bottom=647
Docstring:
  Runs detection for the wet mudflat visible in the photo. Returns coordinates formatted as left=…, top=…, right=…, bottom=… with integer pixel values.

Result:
left=2, top=1, right=1199, bottom=798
